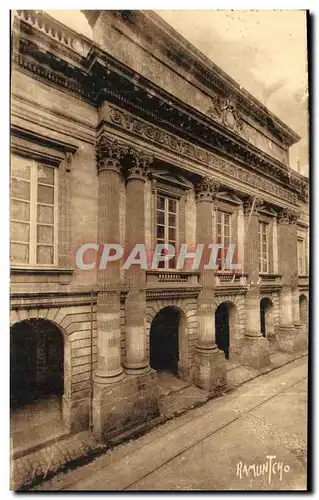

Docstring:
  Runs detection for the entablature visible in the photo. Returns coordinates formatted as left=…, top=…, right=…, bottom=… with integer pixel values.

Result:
left=97, top=105, right=302, bottom=210
left=11, top=10, right=307, bottom=203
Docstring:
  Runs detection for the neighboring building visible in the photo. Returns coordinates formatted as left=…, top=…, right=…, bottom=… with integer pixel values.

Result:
left=10, top=10, right=309, bottom=443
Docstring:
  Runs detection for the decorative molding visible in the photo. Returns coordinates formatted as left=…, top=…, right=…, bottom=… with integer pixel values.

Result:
left=146, top=287, right=201, bottom=300
left=102, top=104, right=299, bottom=206
left=12, top=11, right=308, bottom=202
left=207, top=96, right=245, bottom=136
left=11, top=125, right=78, bottom=166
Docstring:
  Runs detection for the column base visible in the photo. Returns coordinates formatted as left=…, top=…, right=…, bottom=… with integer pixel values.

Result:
left=92, top=368, right=159, bottom=441
left=276, top=325, right=299, bottom=353
left=192, top=346, right=226, bottom=392
left=240, top=335, right=270, bottom=369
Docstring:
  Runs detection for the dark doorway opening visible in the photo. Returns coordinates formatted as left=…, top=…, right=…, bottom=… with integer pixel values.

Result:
left=150, top=307, right=179, bottom=375
left=10, top=319, right=64, bottom=410
left=260, top=303, right=266, bottom=337
left=215, top=303, right=230, bottom=359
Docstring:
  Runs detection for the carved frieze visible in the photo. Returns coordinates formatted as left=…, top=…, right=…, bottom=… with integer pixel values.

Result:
left=102, top=103, right=299, bottom=205
left=207, top=96, right=244, bottom=135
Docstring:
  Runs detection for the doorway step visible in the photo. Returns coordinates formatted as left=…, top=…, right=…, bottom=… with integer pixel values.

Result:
left=157, top=371, right=210, bottom=419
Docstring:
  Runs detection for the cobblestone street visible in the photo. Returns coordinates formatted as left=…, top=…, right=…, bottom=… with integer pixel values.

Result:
left=33, top=356, right=307, bottom=491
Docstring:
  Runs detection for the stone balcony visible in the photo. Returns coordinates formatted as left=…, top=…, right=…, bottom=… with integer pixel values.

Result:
left=214, top=272, right=247, bottom=294
left=214, top=272, right=247, bottom=287
left=259, top=273, right=282, bottom=292
left=146, top=270, right=201, bottom=300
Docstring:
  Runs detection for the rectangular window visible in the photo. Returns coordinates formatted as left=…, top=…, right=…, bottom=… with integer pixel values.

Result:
left=216, top=210, right=231, bottom=270
left=297, top=238, right=306, bottom=275
left=10, top=155, right=57, bottom=266
left=258, top=222, right=268, bottom=273
left=156, top=194, right=177, bottom=269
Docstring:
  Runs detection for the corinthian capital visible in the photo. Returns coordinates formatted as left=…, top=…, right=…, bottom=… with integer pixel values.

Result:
left=277, top=208, right=298, bottom=225
left=195, top=177, right=220, bottom=203
left=96, top=135, right=127, bottom=174
left=127, top=148, right=154, bottom=182
left=243, top=196, right=264, bottom=216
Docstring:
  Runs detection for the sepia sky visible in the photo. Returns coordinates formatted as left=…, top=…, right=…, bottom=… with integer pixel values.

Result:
left=45, top=10, right=309, bottom=176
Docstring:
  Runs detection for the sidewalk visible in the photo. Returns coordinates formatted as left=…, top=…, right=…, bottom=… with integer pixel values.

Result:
left=12, top=346, right=308, bottom=490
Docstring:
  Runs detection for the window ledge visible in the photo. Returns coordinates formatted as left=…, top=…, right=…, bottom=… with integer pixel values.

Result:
left=10, top=267, right=74, bottom=276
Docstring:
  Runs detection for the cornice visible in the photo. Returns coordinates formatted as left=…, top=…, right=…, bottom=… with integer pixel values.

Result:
left=12, top=11, right=307, bottom=202
left=11, top=124, right=78, bottom=166
left=99, top=103, right=299, bottom=206
left=83, top=9, right=300, bottom=147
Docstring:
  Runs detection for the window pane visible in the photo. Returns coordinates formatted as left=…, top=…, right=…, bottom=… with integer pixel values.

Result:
left=224, top=214, right=230, bottom=225
left=11, top=157, right=31, bottom=180
left=37, top=185, right=54, bottom=204
left=11, top=221, right=30, bottom=242
left=156, top=225, right=165, bottom=239
left=11, top=199, right=30, bottom=221
left=37, top=245, right=54, bottom=264
left=37, top=165, right=54, bottom=185
left=168, top=199, right=177, bottom=213
left=169, top=227, right=176, bottom=240
left=11, top=178, right=30, bottom=201
left=157, top=196, right=165, bottom=210
left=217, top=211, right=222, bottom=223
left=168, top=213, right=176, bottom=227
left=11, top=242, right=29, bottom=263
left=37, top=204, right=54, bottom=224
left=156, top=210, right=164, bottom=225
left=224, top=225, right=230, bottom=237
left=37, top=225, right=54, bottom=244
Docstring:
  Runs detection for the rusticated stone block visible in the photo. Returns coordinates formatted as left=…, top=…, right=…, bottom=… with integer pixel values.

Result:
left=240, top=336, right=270, bottom=369
left=276, top=325, right=304, bottom=353
left=192, top=347, right=226, bottom=392
left=92, top=369, right=159, bottom=441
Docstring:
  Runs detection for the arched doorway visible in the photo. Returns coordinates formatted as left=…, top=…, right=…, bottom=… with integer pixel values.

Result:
left=215, top=303, right=230, bottom=359
left=260, top=298, right=274, bottom=338
left=10, top=319, right=64, bottom=410
left=299, top=295, right=308, bottom=326
left=150, top=307, right=180, bottom=375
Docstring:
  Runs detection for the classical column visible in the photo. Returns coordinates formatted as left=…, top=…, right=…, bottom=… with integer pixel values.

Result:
left=276, top=209, right=300, bottom=352
left=240, top=196, right=270, bottom=368
left=94, top=135, right=126, bottom=384
left=124, top=149, right=153, bottom=373
left=193, top=177, right=226, bottom=391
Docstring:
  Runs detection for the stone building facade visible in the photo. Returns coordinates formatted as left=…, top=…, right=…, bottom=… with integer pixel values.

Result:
left=10, top=10, right=309, bottom=442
